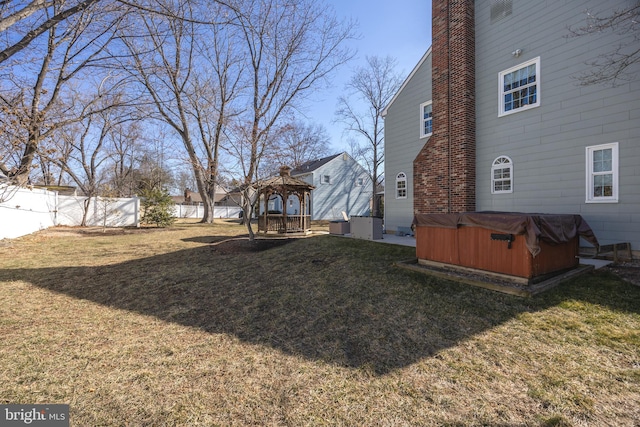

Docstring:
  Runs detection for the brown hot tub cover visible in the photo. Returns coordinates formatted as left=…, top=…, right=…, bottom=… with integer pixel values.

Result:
left=412, top=212, right=599, bottom=257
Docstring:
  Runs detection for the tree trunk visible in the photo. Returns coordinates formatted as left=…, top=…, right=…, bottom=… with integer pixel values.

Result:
left=81, top=197, right=91, bottom=227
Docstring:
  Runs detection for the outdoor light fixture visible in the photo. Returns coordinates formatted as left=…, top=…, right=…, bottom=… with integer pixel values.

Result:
left=512, top=49, right=522, bottom=57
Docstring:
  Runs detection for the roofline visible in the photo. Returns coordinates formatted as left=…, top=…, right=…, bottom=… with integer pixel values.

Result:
left=290, top=152, right=344, bottom=175
left=381, top=46, right=432, bottom=118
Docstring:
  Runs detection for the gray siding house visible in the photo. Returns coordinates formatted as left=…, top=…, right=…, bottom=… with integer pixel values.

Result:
left=382, top=49, right=432, bottom=234
left=291, top=153, right=371, bottom=220
left=385, top=0, right=640, bottom=252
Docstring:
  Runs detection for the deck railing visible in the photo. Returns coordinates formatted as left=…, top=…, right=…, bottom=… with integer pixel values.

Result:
left=258, top=214, right=311, bottom=233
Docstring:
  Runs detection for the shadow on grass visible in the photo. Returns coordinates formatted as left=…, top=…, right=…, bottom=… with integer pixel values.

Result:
left=2, top=235, right=639, bottom=375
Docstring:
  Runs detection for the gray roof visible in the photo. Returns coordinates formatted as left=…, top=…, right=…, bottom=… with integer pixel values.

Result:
left=290, top=153, right=343, bottom=176
left=255, top=166, right=315, bottom=191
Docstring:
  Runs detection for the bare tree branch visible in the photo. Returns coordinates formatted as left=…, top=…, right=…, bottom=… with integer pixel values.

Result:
left=568, top=3, right=640, bottom=86
left=335, top=55, right=403, bottom=217
left=0, top=0, right=53, bottom=33
left=0, top=0, right=101, bottom=63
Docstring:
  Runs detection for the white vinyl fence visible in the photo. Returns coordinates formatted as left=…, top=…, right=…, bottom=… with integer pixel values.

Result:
left=56, top=195, right=140, bottom=228
left=0, top=186, right=57, bottom=239
left=0, top=184, right=243, bottom=239
left=173, top=204, right=242, bottom=219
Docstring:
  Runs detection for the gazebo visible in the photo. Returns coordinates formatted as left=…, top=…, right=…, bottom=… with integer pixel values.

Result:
left=256, top=166, right=315, bottom=235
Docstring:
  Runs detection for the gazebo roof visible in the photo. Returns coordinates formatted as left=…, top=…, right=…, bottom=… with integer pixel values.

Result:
left=255, top=166, right=315, bottom=192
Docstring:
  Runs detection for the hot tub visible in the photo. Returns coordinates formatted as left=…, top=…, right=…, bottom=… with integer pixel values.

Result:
left=412, top=212, right=599, bottom=280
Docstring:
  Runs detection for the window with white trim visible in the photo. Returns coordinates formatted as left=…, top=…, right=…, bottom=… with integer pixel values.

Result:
left=499, top=57, right=540, bottom=117
left=355, top=177, right=364, bottom=186
left=321, top=174, right=331, bottom=184
left=396, top=172, right=407, bottom=199
left=491, top=156, right=513, bottom=194
left=420, top=101, right=433, bottom=138
left=586, top=143, right=618, bottom=203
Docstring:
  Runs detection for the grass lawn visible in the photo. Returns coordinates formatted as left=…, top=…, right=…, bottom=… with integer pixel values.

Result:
left=1, top=220, right=639, bottom=426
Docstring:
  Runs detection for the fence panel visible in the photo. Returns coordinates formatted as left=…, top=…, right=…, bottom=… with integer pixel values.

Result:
left=57, top=196, right=140, bottom=227
left=0, top=186, right=57, bottom=239
left=172, top=204, right=242, bottom=219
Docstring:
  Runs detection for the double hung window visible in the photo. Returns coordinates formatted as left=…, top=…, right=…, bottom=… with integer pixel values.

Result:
left=586, top=143, right=618, bottom=203
left=499, top=57, right=540, bottom=116
left=420, top=101, right=433, bottom=138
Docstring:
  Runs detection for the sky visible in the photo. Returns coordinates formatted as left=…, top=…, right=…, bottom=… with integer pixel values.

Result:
left=302, top=0, right=433, bottom=154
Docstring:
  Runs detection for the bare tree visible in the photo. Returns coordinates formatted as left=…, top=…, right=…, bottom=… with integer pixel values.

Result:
left=105, top=119, right=143, bottom=197
left=186, top=16, right=245, bottom=221
left=227, top=0, right=356, bottom=239
left=120, top=0, right=239, bottom=223
left=335, top=55, right=403, bottom=218
left=53, top=112, right=113, bottom=225
left=568, top=2, right=640, bottom=86
left=0, top=1, right=128, bottom=185
left=260, top=119, right=332, bottom=175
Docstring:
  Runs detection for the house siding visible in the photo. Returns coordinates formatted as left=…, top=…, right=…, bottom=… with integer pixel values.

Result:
left=383, top=52, right=433, bottom=233
left=475, top=0, right=640, bottom=248
left=295, top=154, right=371, bottom=220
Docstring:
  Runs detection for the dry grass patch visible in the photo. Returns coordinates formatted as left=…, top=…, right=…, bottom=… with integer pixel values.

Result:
left=1, top=221, right=639, bottom=426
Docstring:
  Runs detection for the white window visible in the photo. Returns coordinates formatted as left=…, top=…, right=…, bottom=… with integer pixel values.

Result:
left=491, top=156, right=513, bottom=194
left=396, top=172, right=407, bottom=199
left=355, top=177, right=364, bottom=186
left=586, top=143, right=618, bottom=203
left=321, top=174, right=331, bottom=184
left=420, top=101, right=433, bottom=138
left=498, top=57, right=540, bottom=117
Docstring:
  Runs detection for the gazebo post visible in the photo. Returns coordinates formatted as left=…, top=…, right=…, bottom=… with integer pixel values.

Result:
left=282, top=188, right=288, bottom=233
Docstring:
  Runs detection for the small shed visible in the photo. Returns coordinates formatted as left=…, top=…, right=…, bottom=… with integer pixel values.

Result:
left=256, top=166, right=315, bottom=235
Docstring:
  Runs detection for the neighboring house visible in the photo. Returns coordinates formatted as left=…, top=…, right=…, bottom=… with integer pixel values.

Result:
left=290, top=152, right=371, bottom=220
left=384, top=0, right=640, bottom=251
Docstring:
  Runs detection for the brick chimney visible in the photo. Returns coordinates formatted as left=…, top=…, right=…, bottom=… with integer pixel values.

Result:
left=413, top=0, right=476, bottom=214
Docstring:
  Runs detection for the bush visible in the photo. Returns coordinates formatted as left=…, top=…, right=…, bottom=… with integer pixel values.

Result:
left=140, top=188, right=176, bottom=227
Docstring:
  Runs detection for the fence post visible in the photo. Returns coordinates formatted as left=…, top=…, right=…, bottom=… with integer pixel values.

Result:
left=134, top=196, right=140, bottom=227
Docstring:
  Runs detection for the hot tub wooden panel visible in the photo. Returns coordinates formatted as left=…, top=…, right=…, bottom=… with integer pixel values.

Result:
left=415, top=225, right=579, bottom=279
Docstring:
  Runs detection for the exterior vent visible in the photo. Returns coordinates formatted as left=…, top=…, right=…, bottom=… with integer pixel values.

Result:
left=490, top=0, right=512, bottom=24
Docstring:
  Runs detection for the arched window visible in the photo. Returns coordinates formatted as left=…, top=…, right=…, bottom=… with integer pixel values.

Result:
left=491, top=156, right=513, bottom=194
left=396, top=172, right=407, bottom=199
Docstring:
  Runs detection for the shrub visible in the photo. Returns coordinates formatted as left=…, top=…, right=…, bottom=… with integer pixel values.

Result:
left=140, top=188, right=176, bottom=227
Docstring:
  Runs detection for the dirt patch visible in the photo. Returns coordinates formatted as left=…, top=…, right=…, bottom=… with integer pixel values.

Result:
left=604, top=259, right=640, bottom=287
left=209, top=237, right=293, bottom=254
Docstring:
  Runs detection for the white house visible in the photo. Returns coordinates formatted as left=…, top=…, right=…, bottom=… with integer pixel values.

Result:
left=290, top=152, right=372, bottom=220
